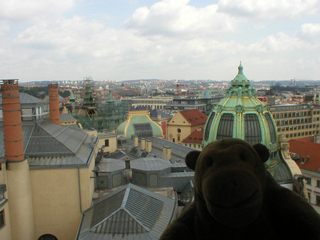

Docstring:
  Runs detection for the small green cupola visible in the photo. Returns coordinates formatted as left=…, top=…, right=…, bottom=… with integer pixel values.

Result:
left=69, top=90, right=76, bottom=107
left=231, top=62, right=250, bottom=87
left=107, top=88, right=114, bottom=103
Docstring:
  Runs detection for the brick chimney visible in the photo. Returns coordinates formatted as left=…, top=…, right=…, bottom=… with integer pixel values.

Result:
left=49, top=83, right=60, bottom=125
left=1, top=79, right=35, bottom=239
left=1, top=79, right=24, bottom=162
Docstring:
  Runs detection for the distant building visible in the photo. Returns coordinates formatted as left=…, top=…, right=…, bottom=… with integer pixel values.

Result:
left=116, top=109, right=163, bottom=139
left=128, top=96, right=174, bottom=110
left=288, top=136, right=320, bottom=212
left=165, top=98, right=207, bottom=114
left=131, top=106, right=172, bottom=137
left=72, top=81, right=129, bottom=132
left=182, top=128, right=204, bottom=150
left=167, top=109, right=207, bottom=144
left=270, top=104, right=320, bottom=140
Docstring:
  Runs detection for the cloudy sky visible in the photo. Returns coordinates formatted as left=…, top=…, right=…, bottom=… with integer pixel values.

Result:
left=1, top=0, right=320, bottom=82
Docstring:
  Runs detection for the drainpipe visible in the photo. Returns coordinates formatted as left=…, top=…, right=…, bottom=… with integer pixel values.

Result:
left=77, top=166, right=83, bottom=213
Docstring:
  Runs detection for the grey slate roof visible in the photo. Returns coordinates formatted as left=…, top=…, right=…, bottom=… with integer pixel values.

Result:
left=60, top=113, right=77, bottom=122
left=77, top=183, right=177, bottom=240
left=98, top=158, right=126, bottom=172
left=108, top=151, right=128, bottom=160
left=130, top=158, right=171, bottom=171
left=0, top=93, right=43, bottom=105
left=0, top=120, right=94, bottom=168
left=146, top=137, right=195, bottom=160
left=123, top=137, right=194, bottom=163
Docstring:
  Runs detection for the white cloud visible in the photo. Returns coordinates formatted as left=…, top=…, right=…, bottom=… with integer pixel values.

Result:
left=297, top=23, right=320, bottom=43
left=125, top=0, right=236, bottom=38
left=218, top=0, right=320, bottom=20
left=1, top=0, right=320, bottom=81
left=0, top=0, right=75, bottom=23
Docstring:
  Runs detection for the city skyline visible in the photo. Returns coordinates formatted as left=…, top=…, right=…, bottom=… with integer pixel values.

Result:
left=1, top=0, right=320, bottom=82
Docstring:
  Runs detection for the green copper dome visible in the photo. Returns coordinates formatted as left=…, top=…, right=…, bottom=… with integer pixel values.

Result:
left=116, top=110, right=163, bottom=139
left=203, top=63, right=277, bottom=150
left=202, top=64, right=293, bottom=182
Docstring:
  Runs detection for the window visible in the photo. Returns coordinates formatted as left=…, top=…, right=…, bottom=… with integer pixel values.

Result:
left=217, top=114, right=234, bottom=140
left=204, top=112, right=216, bottom=141
left=0, top=210, right=4, bottom=229
left=316, top=195, right=320, bottom=206
left=244, top=114, right=262, bottom=145
left=150, top=173, right=158, bottom=187
left=38, top=234, right=58, bottom=240
left=105, top=139, right=109, bottom=147
left=317, top=180, right=320, bottom=188
left=135, top=172, right=146, bottom=186
left=133, top=123, right=153, bottom=137
left=112, top=173, right=122, bottom=188
left=306, top=177, right=311, bottom=185
left=97, top=174, right=108, bottom=189
left=177, top=128, right=181, bottom=133
left=265, top=113, right=277, bottom=144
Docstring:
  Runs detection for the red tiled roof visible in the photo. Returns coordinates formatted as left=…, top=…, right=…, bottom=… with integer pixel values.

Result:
left=292, top=136, right=314, bottom=142
left=179, top=109, right=208, bottom=126
left=182, top=129, right=204, bottom=143
left=288, top=138, right=320, bottom=173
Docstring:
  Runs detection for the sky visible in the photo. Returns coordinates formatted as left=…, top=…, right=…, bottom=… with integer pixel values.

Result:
left=1, top=0, right=320, bottom=82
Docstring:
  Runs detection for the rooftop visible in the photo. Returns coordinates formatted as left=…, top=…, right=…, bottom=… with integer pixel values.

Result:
left=182, top=129, right=204, bottom=144
left=288, top=137, right=320, bottom=173
left=77, top=183, right=177, bottom=240
left=179, top=109, right=208, bottom=126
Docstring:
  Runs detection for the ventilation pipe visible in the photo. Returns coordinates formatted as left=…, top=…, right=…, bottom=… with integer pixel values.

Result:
left=163, top=146, right=172, bottom=160
left=146, top=140, right=152, bottom=153
left=141, top=138, right=146, bottom=150
left=133, top=135, right=138, bottom=148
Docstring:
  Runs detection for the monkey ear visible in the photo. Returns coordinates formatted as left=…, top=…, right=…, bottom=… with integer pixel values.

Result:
left=185, top=151, right=201, bottom=170
left=253, top=143, right=270, bottom=163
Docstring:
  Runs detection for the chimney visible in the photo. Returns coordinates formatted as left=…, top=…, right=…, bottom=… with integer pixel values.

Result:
left=163, top=146, right=171, bottom=160
left=146, top=140, right=152, bottom=153
left=133, top=135, right=138, bottom=148
left=141, top=138, right=146, bottom=151
left=49, top=83, right=60, bottom=125
left=1, top=79, right=24, bottom=162
left=1, top=79, right=35, bottom=239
